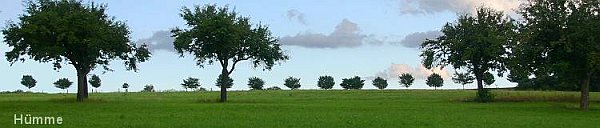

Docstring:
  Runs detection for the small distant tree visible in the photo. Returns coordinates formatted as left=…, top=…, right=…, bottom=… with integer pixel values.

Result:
left=216, top=75, right=233, bottom=89
left=284, top=77, right=301, bottom=90
left=372, top=77, right=388, bottom=90
left=54, top=78, right=72, bottom=93
left=317, top=75, right=335, bottom=89
left=266, top=86, right=282, bottom=90
left=181, top=77, right=200, bottom=91
left=426, top=73, right=444, bottom=90
left=340, top=76, right=365, bottom=89
left=248, top=77, right=265, bottom=90
left=20, top=75, right=37, bottom=91
left=122, top=83, right=129, bottom=93
left=483, top=72, right=495, bottom=86
left=399, top=73, right=415, bottom=88
left=89, top=75, right=101, bottom=93
left=142, top=84, right=155, bottom=92
left=452, top=72, right=474, bottom=90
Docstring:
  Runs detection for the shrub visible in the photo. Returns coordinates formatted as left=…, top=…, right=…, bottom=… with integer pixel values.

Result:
left=248, top=77, right=265, bottom=90
left=317, top=75, right=335, bottom=89
left=266, top=86, right=282, bottom=90
left=340, top=76, right=364, bottom=89
left=284, top=77, right=301, bottom=90
left=475, top=88, right=494, bottom=102
left=372, top=77, right=388, bottom=90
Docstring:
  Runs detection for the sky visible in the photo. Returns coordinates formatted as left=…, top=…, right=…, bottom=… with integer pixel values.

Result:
left=0, top=0, right=523, bottom=93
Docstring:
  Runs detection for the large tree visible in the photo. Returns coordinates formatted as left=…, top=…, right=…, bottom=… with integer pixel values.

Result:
left=420, top=7, right=515, bottom=101
left=172, top=4, right=288, bottom=102
left=2, top=0, right=150, bottom=102
left=510, top=0, right=600, bottom=110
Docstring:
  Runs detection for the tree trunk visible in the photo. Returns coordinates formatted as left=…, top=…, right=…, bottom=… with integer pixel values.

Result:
left=220, top=68, right=229, bottom=102
left=83, top=75, right=89, bottom=98
left=76, top=69, right=87, bottom=102
left=580, top=71, right=592, bottom=111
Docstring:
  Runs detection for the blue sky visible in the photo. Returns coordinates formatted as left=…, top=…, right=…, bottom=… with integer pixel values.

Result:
left=0, top=0, right=521, bottom=92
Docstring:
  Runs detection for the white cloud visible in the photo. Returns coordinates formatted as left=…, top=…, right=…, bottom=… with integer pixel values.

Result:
left=396, top=30, right=442, bottom=48
left=280, top=19, right=382, bottom=48
left=395, top=0, right=522, bottom=15
left=137, top=30, right=175, bottom=52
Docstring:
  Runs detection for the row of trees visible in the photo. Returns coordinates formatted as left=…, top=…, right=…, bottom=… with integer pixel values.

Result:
left=421, top=0, right=600, bottom=110
left=19, top=75, right=101, bottom=93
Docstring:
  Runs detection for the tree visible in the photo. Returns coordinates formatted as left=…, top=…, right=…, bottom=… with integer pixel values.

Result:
left=452, top=72, right=474, bottom=90
left=2, top=0, right=151, bottom=102
left=483, top=72, right=495, bottom=86
left=122, top=83, right=129, bottom=93
left=181, top=77, right=200, bottom=91
left=89, top=74, right=101, bottom=93
left=172, top=4, right=288, bottom=102
left=142, top=84, right=154, bottom=92
left=372, top=77, right=388, bottom=90
left=399, top=73, right=415, bottom=88
left=54, top=78, right=72, bottom=93
left=248, top=77, right=265, bottom=90
left=420, top=7, right=515, bottom=101
left=284, top=77, right=301, bottom=90
left=317, top=75, right=335, bottom=89
left=426, top=73, right=444, bottom=90
left=510, top=0, right=600, bottom=110
left=20, top=75, right=36, bottom=91
left=340, top=76, right=365, bottom=89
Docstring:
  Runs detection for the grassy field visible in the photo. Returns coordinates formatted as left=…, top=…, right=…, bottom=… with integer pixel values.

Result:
left=0, top=90, right=599, bottom=127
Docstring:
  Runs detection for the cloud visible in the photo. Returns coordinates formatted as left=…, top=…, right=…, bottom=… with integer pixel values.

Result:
left=395, top=0, right=522, bottom=15
left=280, top=19, right=382, bottom=48
left=368, top=63, right=451, bottom=81
left=395, top=30, right=442, bottom=48
left=286, top=9, right=306, bottom=25
left=137, top=30, right=175, bottom=52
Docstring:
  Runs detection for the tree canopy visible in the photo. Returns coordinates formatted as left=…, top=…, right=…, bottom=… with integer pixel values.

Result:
left=284, top=77, right=301, bottom=90
left=372, top=77, right=388, bottom=90
left=54, top=78, right=72, bottom=93
left=317, top=75, right=335, bottom=90
left=420, top=7, right=515, bottom=100
left=399, top=73, right=415, bottom=88
left=426, top=73, right=444, bottom=90
left=2, top=0, right=150, bottom=102
left=340, top=76, right=364, bottom=90
left=452, top=72, right=474, bottom=90
left=181, top=77, right=201, bottom=91
left=20, top=75, right=37, bottom=90
left=172, top=4, right=288, bottom=102
left=248, top=77, right=265, bottom=90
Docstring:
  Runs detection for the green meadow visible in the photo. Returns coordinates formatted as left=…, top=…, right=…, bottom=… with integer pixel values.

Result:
left=0, top=90, right=599, bottom=127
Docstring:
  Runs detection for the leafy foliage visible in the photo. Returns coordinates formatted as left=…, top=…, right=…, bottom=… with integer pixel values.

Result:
left=248, top=77, right=265, bottom=90
left=452, top=72, right=474, bottom=89
left=420, top=7, right=514, bottom=101
left=181, top=77, right=201, bottom=90
left=317, top=75, right=335, bottom=90
left=483, top=72, right=495, bottom=86
left=265, top=86, right=282, bottom=90
left=284, top=77, right=301, bottom=90
left=372, top=77, right=388, bottom=90
left=171, top=4, right=288, bottom=102
left=142, top=84, right=155, bottom=92
left=216, top=74, right=233, bottom=89
left=122, top=83, right=129, bottom=89
left=475, top=88, right=494, bottom=103
left=20, top=75, right=36, bottom=90
left=2, top=0, right=150, bottom=101
left=340, top=76, right=364, bottom=90
left=509, top=0, right=600, bottom=110
left=426, top=73, right=444, bottom=90
left=54, top=78, right=72, bottom=91
left=89, top=74, right=101, bottom=89
left=398, top=73, right=415, bottom=88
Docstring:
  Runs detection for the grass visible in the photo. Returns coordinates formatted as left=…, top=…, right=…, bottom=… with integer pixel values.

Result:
left=0, top=90, right=599, bottom=127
